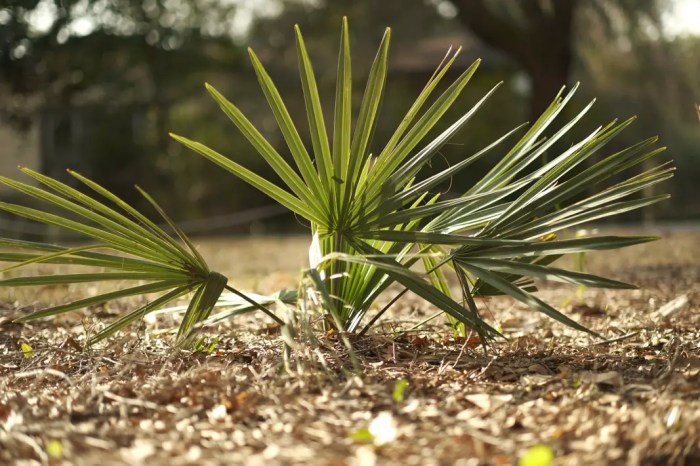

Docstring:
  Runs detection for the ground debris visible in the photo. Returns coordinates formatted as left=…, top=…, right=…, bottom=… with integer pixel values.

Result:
left=1, top=232, right=699, bottom=465
left=653, top=294, right=691, bottom=321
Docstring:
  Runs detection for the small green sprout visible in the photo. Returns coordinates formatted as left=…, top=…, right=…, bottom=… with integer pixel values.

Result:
left=349, top=428, right=375, bottom=444
left=193, top=336, right=220, bottom=354
left=519, top=444, right=554, bottom=466
left=350, top=412, right=397, bottom=446
left=20, top=342, right=34, bottom=358
left=393, top=379, right=409, bottom=402
left=46, top=439, right=64, bottom=458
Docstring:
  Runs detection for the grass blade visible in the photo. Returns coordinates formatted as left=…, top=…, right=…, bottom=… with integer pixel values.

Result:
left=68, top=169, right=190, bottom=255
left=0, top=272, right=189, bottom=287
left=347, top=26, right=390, bottom=190
left=135, top=186, right=207, bottom=272
left=18, top=168, right=187, bottom=262
left=457, top=236, right=658, bottom=259
left=0, top=243, right=108, bottom=274
left=176, top=272, right=228, bottom=346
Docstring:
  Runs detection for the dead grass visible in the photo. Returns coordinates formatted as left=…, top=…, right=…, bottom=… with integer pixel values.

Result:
left=1, top=230, right=699, bottom=465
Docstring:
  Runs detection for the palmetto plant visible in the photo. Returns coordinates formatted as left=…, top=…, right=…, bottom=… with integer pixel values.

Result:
left=0, top=18, right=672, bottom=348
left=173, top=18, right=672, bottom=341
left=0, top=168, right=281, bottom=347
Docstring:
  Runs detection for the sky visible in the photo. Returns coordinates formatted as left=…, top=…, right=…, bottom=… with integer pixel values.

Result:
left=664, top=0, right=700, bottom=36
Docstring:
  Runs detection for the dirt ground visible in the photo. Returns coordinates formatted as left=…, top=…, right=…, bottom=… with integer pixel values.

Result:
left=1, top=228, right=699, bottom=465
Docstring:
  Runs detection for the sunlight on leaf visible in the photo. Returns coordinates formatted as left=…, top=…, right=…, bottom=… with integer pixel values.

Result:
left=349, top=428, right=375, bottom=444
left=0, top=169, right=282, bottom=346
left=519, top=444, right=554, bottom=466
left=393, top=379, right=409, bottom=402
left=20, top=342, right=34, bottom=358
left=46, top=439, right=64, bottom=459
left=349, top=412, right=398, bottom=446
left=193, top=336, right=220, bottom=354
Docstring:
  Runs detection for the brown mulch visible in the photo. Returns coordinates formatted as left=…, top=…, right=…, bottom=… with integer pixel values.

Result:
left=1, top=230, right=699, bottom=465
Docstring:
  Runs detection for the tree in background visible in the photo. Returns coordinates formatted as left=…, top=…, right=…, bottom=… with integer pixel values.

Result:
left=252, top=0, right=699, bottom=221
left=0, top=0, right=250, bottom=218
left=0, top=0, right=241, bottom=134
left=450, top=0, right=575, bottom=124
left=251, top=0, right=667, bottom=125
left=443, top=0, right=666, bottom=124
left=1, top=0, right=698, bottom=224
left=576, top=21, right=700, bottom=218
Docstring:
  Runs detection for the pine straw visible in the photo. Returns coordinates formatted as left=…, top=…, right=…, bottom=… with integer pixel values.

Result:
left=1, top=230, right=699, bottom=465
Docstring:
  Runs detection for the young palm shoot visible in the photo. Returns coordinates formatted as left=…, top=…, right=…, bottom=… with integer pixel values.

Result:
left=0, top=168, right=280, bottom=347
left=173, top=18, right=510, bottom=338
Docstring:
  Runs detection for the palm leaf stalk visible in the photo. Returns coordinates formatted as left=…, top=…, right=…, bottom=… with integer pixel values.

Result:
left=153, top=289, right=298, bottom=327
left=0, top=168, right=281, bottom=347
left=173, top=18, right=671, bottom=341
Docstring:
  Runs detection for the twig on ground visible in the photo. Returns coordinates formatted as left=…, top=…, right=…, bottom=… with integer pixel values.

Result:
left=101, top=391, right=180, bottom=413
left=588, top=331, right=640, bottom=347
left=14, top=368, right=77, bottom=389
left=451, top=336, right=472, bottom=370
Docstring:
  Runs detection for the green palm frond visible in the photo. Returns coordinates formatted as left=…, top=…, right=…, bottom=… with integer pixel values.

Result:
left=174, top=18, right=502, bottom=333
left=173, top=17, right=671, bottom=340
left=0, top=168, right=279, bottom=347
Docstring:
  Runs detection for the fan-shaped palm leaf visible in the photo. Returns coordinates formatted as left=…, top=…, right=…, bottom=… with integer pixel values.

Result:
left=0, top=168, right=280, bottom=346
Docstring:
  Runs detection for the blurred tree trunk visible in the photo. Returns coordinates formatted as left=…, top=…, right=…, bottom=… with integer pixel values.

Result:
left=452, top=0, right=577, bottom=123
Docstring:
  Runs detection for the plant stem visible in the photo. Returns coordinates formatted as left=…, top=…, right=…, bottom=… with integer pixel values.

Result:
left=358, top=287, right=409, bottom=336
left=224, top=284, right=285, bottom=326
left=358, top=245, right=450, bottom=336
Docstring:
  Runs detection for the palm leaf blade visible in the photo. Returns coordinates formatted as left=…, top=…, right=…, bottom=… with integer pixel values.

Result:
left=459, top=263, right=599, bottom=337
left=15, top=280, right=189, bottom=322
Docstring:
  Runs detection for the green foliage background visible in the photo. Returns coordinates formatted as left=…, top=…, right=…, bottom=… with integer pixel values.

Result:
left=1, top=0, right=698, bottom=226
